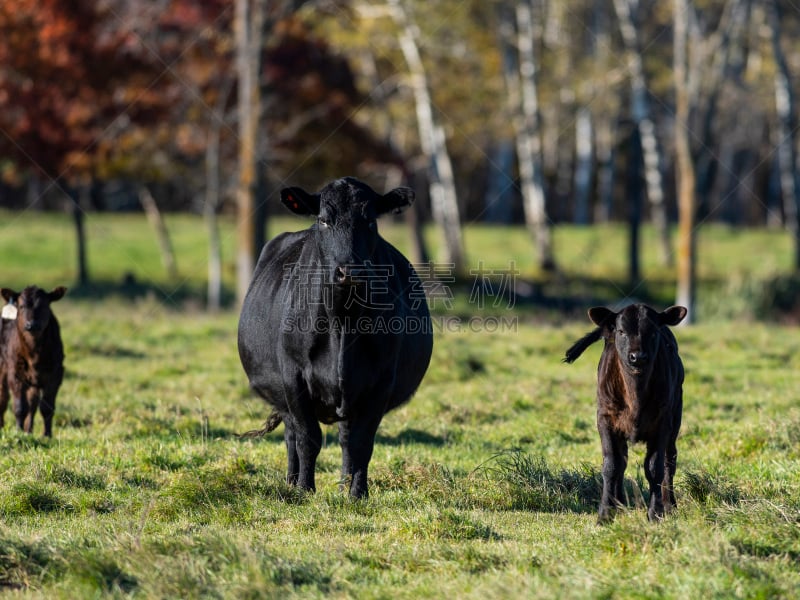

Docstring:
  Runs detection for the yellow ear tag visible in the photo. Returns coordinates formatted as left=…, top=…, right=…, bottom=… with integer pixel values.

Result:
left=1, top=304, right=17, bottom=320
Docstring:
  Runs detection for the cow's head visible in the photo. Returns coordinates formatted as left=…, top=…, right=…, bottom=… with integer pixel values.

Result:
left=280, top=177, right=414, bottom=285
left=588, top=304, right=687, bottom=377
left=1, top=286, right=66, bottom=336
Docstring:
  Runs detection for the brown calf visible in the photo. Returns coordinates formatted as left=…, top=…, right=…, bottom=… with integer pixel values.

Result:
left=564, top=303, right=687, bottom=523
left=0, top=286, right=66, bottom=437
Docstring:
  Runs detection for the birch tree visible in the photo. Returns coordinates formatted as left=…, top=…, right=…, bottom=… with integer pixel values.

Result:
left=674, top=0, right=697, bottom=322
left=387, top=0, right=465, bottom=272
left=498, top=0, right=555, bottom=271
left=612, top=0, right=672, bottom=267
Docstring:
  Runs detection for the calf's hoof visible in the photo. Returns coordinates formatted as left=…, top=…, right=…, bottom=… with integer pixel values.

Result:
left=597, top=506, right=616, bottom=525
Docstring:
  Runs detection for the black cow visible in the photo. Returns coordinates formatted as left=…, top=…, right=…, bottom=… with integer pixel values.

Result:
left=0, top=286, right=66, bottom=437
left=564, top=303, right=687, bottom=522
left=238, top=177, right=433, bottom=498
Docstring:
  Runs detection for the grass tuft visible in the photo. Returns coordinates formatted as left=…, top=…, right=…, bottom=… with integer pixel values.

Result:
left=476, top=450, right=600, bottom=513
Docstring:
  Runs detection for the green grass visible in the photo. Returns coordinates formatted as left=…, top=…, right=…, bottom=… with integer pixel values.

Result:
left=0, top=211, right=798, bottom=597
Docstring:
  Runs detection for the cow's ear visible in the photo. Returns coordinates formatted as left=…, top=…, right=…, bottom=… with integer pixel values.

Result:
left=0, top=288, right=19, bottom=304
left=660, top=305, right=687, bottom=326
left=48, top=287, right=67, bottom=302
left=281, top=187, right=320, bottom=216
left=588, top=306, right=615, bottom=329
left=375, top=187, right=415, bottom=216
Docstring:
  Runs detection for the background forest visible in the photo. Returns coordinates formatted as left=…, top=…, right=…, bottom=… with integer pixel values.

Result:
left=2, top=0, right=800, bottom=320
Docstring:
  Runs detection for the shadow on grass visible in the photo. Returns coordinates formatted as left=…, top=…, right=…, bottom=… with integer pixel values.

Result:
left=66, top=277, right=236, bottom=309
left=376, top=428, right=448, bottom=447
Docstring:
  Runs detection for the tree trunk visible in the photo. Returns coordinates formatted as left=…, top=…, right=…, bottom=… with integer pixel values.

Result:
left=360, top=47, right=431, bottom=264
left=573, top=107, right=593, bottom=225
left=627, top=127, right=643, bottom=286
left=390, top=0, right=465, bottom=273
left=70, top=187, right=88, bottom=287
left=138, top=185, right=178, bottom=280
left=498, top=0, right=555, bottom=271
left=235, top=0, right=266, bottom=305
left=674, top=0, right=697, bottom=322
left=766, top=0, right=800, bottom=270
left=204, top=88, right=230, bottom=312
left=612, top=0, right=672, bottom=267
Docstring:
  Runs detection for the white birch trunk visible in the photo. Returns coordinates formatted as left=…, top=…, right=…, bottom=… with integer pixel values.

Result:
left=514, top=1, right=555, bottom=270
left=674, top=0, right=697, bottom=322
left=612, top=0, right=672, bottom=267
left=390, top=0, right=465, bottom=272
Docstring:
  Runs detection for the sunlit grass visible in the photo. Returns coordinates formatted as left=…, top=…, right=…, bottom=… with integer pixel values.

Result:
left=0, top=211, right=797, bottom=596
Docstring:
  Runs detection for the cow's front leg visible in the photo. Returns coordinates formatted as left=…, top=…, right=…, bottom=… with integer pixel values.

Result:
left=598, top=421, right=627, bottom=523
left=340, top=412, right=382, bottom=499
left=645, top=440, right=667, bottom=521
left=284, top=381, right=321, bottom=492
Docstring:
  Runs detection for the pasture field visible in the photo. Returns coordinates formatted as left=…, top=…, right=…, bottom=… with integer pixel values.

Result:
left=0, top=210, right=798, bottom=598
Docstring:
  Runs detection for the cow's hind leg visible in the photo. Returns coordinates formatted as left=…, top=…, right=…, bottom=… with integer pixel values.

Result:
left=284, top=425, right=300, bottom=486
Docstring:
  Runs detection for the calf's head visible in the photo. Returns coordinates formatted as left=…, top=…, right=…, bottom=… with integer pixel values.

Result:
left=1, top=286, right=67, bottom=336
left=589, top=304, right=687, bottom=377
left=280, top=177, right=414, bottom=285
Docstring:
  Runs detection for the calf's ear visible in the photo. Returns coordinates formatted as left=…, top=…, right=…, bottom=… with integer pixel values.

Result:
left=281, top=187, right=320, bottom=216
left=0, top=288, right=19, bottom=304
left=588, top=306, right=615, bottom=328
left=660, top=305, right=688, bottom=326
left=48, top=287, right=67, bottom=302
left=374, top=187, right=415, bottom=216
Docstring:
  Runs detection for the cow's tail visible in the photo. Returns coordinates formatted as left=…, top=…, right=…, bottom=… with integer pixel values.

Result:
left=237, top=411, right=283, bottom=438
left=563, top=327, right=603, bottom=364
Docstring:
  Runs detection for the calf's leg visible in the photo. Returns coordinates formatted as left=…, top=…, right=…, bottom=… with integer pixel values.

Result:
left=598, top=424, right=627, bottom=523
left=40, top=392, right=56, bottom=438
left=12, top=384, right=30, bottom=432
left=0, top=377, right=8, bottom=428
left=645, top=441, right=667, bottom=521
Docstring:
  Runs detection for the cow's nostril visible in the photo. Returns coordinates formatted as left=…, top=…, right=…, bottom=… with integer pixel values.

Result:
left=334, top=266, right=349, bottom=283
left=629, top=352, right=648, bottom=364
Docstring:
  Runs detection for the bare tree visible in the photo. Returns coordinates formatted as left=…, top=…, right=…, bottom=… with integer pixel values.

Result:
left=612, top=0, right=672, bottom=267
left=205, top=78, right=235, bottom=312
left=766, top=0, right=800, bottom=270
left=498, top=0, right=555, bottom=271
left=235, top=0, right=267, bottom=305
left=138, top=185, right=178, bottom=280
left=387, top=0, right=465, bottom=273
